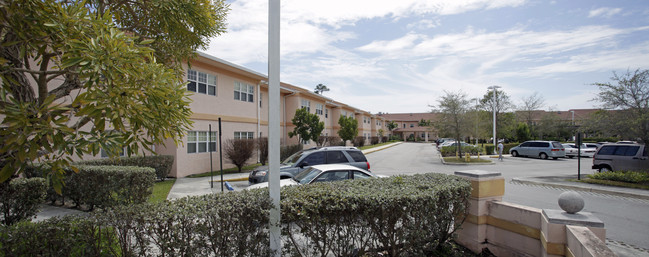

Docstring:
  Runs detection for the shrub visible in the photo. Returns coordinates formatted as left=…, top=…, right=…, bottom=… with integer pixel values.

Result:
left=1, top=174, right=470, bottom=256
left=485, top=143, right=517, bottom=155
left=258, top=137, right=269, bottom=165
left=76, top=155, right=174, bottom=181
left=381, top=136, right=388, bottom=143
left=26, top=165, right=155, bottom=210
left=279, top=173, right=471, bottom=256
left=370, top=136, right=379, bottom=145
left=353, top=136, right=366, bottom=147
left=0, top=215, right=119, bottom=256
left=440, top=145, right=482, bottom=157
left=328, top=136, right=345, bottom=146
left=588, top=171, right=649, bottom=184
left=0, top=178, right=47, bottom=226
left=224, top=139, right=256, bottom=172
left=280, top=144, right=303, bottom=161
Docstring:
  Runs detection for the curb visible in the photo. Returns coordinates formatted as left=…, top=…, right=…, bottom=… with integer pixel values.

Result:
left=511, top=177, right=649, bottom=200
left=362, top=142, right=403, bottom=155
left=212, top=177, right=249, bottom=183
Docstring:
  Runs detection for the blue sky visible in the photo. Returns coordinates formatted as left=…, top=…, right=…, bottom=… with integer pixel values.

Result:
left=204, top=0, right=649, bottom=114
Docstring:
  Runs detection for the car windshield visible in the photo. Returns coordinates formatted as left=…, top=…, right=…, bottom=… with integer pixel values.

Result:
left=282, top=151, right=305, bottom=165
left=292, top=167, right=322, bottom=184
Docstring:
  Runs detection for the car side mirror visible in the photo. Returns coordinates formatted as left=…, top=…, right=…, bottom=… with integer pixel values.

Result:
left=299, top=162, right=309, bottom=169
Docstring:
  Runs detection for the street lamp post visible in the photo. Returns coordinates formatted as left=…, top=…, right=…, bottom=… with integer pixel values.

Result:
left=471, top=98, right=479, bottom=145
left=488, top=85, right=501, bottom=154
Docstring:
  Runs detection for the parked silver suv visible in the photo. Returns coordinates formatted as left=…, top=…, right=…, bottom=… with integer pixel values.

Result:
left=248, top=146, right=370, bottom=184
left=592, top=143, right=649, bottom=172
left=509, top=141, right=565, bottom=160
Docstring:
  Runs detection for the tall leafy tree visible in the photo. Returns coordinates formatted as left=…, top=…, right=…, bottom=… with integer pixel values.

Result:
left=434, top=91, right=470, bottom=156
left=0, top=0, right=229, bottom=190
left=314, top=83, right=330, bottom=95
left=593, top=69, right=649, bottom=143
left=288, top=108, right=325, bottom=145
left=338, top=116, right=358, bottom=143
left=386, top=120, right=398, bottom=137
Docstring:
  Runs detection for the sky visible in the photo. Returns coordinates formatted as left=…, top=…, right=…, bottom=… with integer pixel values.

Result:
left=203, top=0, right=649, bottom=114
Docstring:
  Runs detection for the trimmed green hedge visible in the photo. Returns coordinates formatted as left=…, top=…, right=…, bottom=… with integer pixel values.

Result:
left=26, top=165, right=155, bottom=211
left=485, top=143, right=518, bottom=155
left=0, top=178, right=47, bottom=226
left=280, top=173, right=471, bottom=256
left=588, top=170, right=649, bottom=184
left=440, top=145, right=483, bottom=157
left=0, top=173, right=471, bottom=256
left=75, top=155, right=173, bottom=181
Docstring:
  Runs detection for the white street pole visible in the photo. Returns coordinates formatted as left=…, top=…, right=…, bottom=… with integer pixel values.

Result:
left=268, top=0, right=281, bottom=255
left=488, top=85, right=501, bottom=154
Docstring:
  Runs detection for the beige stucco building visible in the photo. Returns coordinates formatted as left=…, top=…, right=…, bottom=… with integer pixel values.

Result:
left=155, top=53, right=387, bottom=177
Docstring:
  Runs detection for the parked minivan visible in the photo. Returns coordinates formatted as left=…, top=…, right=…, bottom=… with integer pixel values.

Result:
left=592, top=143, right=649, bottom=172
left=509, top=141, right=565, bottom=160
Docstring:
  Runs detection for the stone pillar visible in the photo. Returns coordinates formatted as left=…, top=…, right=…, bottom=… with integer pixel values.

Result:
left=541, top=191, right=607, bottom=257
left=454, top=170, right=505, bottom=253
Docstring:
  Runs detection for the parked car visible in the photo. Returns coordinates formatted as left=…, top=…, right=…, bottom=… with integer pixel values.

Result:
left=248, top=164, right=383, bottom=189
left=562, top=144, right=579, bottom=158
left=509, top=141, right=565, bottom=160
left=592, top=143, right=649, bottom=172
left=248, top=146, right=370, bottom=184
left=562, top=143, right=597, bottom=158
left=440, top=141, right=472, bottom=149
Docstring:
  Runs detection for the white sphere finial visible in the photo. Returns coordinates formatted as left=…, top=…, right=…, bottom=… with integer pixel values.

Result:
left=558, top=191, right=585, bottom=214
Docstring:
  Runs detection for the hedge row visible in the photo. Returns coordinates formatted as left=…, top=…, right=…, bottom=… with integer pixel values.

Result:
left=588, top=170, right=649, bottom=184
left=75, top=155, right=173, bottom=181
left=484, top=143, right=518, bottom=155
left=0, top=173, right=471, bottom=256
left=26, top=165, right=155, bottom=211
left=0, top=178, right=47, bottom=226
left=440, top=145, right=483, bottom=157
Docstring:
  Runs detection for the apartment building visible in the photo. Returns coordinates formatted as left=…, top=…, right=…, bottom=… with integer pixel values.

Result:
left=378, top=113, right=438, bottom=142
left=156, top=52, right=386, bottom=177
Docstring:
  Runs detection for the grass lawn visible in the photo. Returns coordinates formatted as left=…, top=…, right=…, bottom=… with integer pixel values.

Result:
left=187, top=163, right=262, bottom=178
left=571, top=178, right=649, bottom=190
left=149, top=179, right=176, bottom=203
left=443, top=157, right=492, bottom=163
left=358, top=140, right=399, bottom=151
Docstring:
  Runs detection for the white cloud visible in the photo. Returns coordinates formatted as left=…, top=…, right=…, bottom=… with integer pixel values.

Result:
left=588, top=7, right=622, bottom=18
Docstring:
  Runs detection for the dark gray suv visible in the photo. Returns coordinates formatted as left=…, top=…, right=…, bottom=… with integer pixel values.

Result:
left=248, top=146, right=370, bottom=184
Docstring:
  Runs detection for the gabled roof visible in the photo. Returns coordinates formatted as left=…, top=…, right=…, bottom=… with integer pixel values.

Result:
left=378, top=112, right=439, bottom=122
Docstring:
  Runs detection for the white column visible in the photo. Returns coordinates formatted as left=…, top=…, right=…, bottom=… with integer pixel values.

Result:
left=268, top=0, right=281, bottom=255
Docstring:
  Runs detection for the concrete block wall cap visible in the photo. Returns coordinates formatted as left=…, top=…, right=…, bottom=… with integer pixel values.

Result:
left=542, top=209, right=605, bottom=228
left=455, top=170, right=502, bottom=178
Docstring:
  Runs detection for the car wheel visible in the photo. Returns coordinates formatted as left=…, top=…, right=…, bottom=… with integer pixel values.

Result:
left=599, top=166, right=612, bottom=172
left=568, top=155, right=574, bottom=159
left=540, top=153, right=548, bottom=159
left=511, top=151, right=518, bottom=157
left=552, top=157, right=558, bottom=160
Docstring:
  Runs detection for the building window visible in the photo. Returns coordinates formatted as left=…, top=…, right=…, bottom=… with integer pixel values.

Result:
left=187, top=70, right=216, bottom=96
left=234, top=82, right=254, bottom=102
left=315, top=103, right=323, bottom=115
left=259, top=92, right=263, bottom=108
left=410, top=124, right=414, bottom=128
left=342, top=111, right=347, bottom=117
left=234, top=131, right=254, bottom=139
left=187, top=131, right=218, bottom=154
left=325, top=109, right=328, bottom=118
left=301, top=99, right=311, bottom=113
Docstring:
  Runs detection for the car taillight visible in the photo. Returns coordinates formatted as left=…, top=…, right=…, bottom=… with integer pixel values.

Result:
left=552, top=149, right=561, bottom=151
left=367, top=161, right=370, bottom=170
